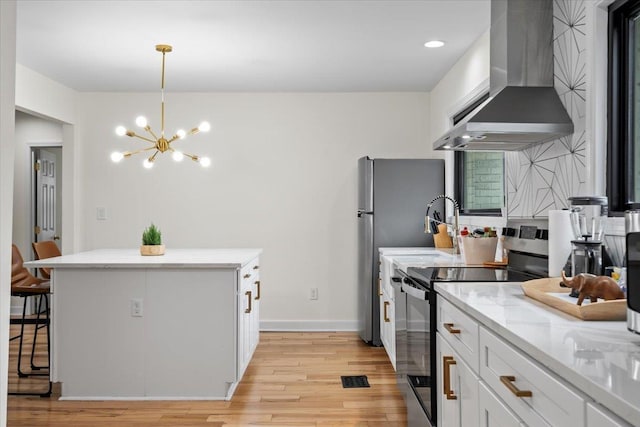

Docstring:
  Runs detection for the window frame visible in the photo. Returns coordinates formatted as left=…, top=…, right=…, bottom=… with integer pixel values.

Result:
left=607, top=0, right=640, bottom=214
left=452, top=92, right=504, bottom=216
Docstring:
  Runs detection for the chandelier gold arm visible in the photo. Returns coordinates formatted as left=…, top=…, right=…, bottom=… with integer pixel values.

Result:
left=167, top=126, right=202, bottom=143
left=183, top=153, right=201, bottom=162
left=143, top=125, right=159, bottom=142
left=169, top=148, right=199, bottom=162
left=122, top=146, right=158, bottom=158
left=125, top=131, right=157, bottom=144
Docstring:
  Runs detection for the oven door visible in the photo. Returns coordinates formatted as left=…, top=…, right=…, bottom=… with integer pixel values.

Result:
left=395, top=272, right=435, bottom=426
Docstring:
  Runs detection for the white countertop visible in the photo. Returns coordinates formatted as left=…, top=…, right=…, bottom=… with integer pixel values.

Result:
left=378, top=247, right=466, bottom=273
left=24, top=248, right=262, bottom=269
left=435, top=281, right=640, bottom=426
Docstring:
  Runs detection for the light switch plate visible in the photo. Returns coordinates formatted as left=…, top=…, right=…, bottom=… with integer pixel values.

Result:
left=97, top=207, right=107, bottom=220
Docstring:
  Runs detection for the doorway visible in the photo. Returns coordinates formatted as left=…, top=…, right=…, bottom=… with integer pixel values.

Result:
left=31, top=147, right=62, bottom=251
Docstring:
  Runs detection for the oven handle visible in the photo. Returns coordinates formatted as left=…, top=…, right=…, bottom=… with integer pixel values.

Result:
left=395, top=270, right=430, bottom=300
left=401, top=279, right=429, bottom=300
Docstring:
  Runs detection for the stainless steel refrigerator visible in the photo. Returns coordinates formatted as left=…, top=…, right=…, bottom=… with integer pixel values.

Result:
left=357, top=156, right=444, bottom=345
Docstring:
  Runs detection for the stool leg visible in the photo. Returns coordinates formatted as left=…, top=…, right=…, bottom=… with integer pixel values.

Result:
left=31, top=294, right=49, bottom=371
left=41, top=294, right=52, bottom=397
left=16, top=296, right=29, bottom=378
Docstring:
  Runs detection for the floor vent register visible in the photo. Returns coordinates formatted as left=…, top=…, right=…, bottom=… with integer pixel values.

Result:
left=340, top=375, right=370, bottom=388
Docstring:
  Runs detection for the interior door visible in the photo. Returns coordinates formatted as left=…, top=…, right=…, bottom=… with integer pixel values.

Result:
left=34, top=149, right=59, bottom=245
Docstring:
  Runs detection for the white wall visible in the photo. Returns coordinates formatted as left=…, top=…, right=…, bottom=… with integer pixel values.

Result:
left=0, top=1, right=17, bottom=424
left=77, top=92, right=431, bottom=329
left=428, top=30, right=497, bottom=228
left=15, top=64, right=76, bottom=126
left=429, top=30, right=490, bottom=149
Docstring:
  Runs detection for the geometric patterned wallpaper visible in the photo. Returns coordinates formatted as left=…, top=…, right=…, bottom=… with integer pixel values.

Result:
left=506, top=0, right=587, bottom=217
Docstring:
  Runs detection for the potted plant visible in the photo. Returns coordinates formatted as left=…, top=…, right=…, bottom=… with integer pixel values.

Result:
left=140, top=223, right=165, bottom=256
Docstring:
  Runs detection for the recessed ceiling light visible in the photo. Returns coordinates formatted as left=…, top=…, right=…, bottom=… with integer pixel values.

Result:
left=443, top=145, right=452, bottom=149
left=462, top=134, right=472, bottom=140
left=424, top=40, right=445, bottom=48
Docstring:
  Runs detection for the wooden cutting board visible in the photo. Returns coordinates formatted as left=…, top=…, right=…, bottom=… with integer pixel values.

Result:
left=521, top=277, right=626, bottom=321
left=433, top=223, right=453, bottom=248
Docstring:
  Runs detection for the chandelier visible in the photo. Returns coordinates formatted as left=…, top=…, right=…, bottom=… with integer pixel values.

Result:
left=111, top=44, right=211, bottom=168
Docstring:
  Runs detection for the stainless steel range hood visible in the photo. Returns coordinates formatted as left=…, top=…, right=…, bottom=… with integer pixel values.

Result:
left=433, top=0, right=573, bottom=151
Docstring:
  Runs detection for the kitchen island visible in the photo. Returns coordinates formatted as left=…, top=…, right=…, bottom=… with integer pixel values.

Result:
left=25, top=248, right=262, bottom=400
left=436, top=281, right=640, bottom=426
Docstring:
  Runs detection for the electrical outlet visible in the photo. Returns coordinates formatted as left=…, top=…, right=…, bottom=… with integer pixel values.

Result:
left=97, top=207, right=107, bottom=220
left=131, top=298, right=143, bottom=317
left=310, top=288, right=318, bottom=300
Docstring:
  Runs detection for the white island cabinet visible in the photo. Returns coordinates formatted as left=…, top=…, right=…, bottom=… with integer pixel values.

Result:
left=25, top=248, right=262, bottom=400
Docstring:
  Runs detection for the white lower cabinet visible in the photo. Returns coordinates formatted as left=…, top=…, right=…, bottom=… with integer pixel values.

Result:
left=379, top=256, right=396, bottom=370
left=479, top=327, right=584, bottom=427
left=479, top=381, right=525, bottom=427
left=587, top=403, right=632, bottom=427
left=238, top=256, right=260, bottom=380
left=436, top=294, right=628, bottom=427
left=437, top=332, right=479, bottom=427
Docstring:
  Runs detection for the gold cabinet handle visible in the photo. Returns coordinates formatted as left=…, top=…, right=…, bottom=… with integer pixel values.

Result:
left=245, top=291, right=252, bottom=313
left=384, top=301, right=390, bottom=322
left=444, top=323, right=461, bottom=334
left=378, top=278, right=383, bottom=296
left=255, top=280, right=261, bottom=300
left=500, top=375, right=532, bottom=398
left=243, top=273, right=251, bottom=279
left=443, top=356, right=457, bottom=400
left=253, top=265, right=259, bottom=270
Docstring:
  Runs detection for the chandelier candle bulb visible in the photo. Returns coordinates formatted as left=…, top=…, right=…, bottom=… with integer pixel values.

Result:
left=111, top=152, right=124, bottom=163
left=135, top=116, right=147, bottom=128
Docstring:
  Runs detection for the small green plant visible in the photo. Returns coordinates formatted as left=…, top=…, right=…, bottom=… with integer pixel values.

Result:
left=142, top=223, right=162, bottom=246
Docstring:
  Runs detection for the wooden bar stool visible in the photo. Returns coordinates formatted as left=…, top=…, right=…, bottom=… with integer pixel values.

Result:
left=9, top=244, right=52, bottom=397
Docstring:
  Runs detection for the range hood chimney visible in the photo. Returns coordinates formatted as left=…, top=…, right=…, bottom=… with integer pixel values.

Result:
left=433, top=0, right=573, bottom=151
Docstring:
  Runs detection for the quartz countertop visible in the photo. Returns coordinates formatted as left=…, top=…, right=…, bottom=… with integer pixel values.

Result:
left=435, top=281, right=640, bottom=426
left=378, top=247, right=466, bottom=273
left=24, top=248, right=262, bottom=269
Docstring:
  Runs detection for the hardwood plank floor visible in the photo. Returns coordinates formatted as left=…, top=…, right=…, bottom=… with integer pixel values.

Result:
left=8, top=327, right=407, bottom=426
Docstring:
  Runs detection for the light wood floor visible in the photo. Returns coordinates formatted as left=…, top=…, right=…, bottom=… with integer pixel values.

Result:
left=7, top=325, right=407, bottom=426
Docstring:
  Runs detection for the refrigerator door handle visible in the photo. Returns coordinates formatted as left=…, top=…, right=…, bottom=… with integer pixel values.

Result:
left=357, top=210, right=374, bottom=218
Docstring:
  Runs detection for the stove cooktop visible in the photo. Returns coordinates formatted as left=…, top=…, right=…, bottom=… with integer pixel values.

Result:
left=406, top=266, right=540, bottom=284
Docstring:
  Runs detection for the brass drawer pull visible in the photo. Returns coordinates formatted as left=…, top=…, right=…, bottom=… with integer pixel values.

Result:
left=500, top=375, right=532, bottom=397
left=378, top=278, right=383, bottom=296
left=384, top=301, right=390, bottom=322
left=245, top=291, right=252, bottom=313
left=443, top=356, right=457, bottom=400
left=255, top=280, right=261, bottom=300
left=243, top=273, right=251, bottom=279
left=444, top=323, right=461, bottom=334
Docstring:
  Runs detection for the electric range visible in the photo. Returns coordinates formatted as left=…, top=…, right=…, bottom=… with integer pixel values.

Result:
left=394, top=219, right=549, bottom=427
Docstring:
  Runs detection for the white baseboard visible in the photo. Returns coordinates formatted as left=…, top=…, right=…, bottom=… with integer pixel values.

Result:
left=260, top=320, right=358, bottom=332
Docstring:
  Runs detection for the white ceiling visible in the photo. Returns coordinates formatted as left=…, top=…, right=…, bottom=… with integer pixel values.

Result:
left=16, top=0, right=490, bottom=92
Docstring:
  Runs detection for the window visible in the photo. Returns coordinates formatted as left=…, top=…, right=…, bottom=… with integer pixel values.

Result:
left=608, top=0, right=640, bottom=213
left=453, top=93, right=505, bottom=215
